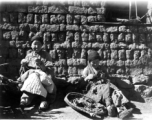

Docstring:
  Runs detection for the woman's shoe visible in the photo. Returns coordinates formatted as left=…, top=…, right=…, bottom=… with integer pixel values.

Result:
left=39, top=101, right=49, bottom=111
left=20, top=97, right=30, bottom=106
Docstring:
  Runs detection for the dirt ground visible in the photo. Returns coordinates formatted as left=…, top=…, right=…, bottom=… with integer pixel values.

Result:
left=0, top=91, right=152, bottom=120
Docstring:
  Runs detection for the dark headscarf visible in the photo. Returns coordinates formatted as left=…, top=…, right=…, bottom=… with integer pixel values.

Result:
left=31, top=35, right=43, bottom=45
left=88, top=50, right=100, bottom=61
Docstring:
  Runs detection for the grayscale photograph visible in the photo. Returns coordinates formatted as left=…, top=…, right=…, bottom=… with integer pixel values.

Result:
left=0, top=0, right=152, bottom=119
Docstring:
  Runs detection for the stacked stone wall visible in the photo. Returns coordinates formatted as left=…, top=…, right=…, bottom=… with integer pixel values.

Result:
left=0, top=1, right=152, bottom=78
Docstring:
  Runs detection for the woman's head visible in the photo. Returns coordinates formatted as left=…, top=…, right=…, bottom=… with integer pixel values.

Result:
left=31, top=35, right=43, bottom=53
left=88, top=50, right=100, bottom=68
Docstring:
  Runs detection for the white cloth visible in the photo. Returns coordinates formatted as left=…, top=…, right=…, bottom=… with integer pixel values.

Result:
left=21, top=69, right=55, bottom=98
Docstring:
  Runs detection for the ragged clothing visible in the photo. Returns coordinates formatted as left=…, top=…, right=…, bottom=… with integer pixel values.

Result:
left=19, top=50, right=56, bottom=98
left=82, top=63, right=129, bottom=107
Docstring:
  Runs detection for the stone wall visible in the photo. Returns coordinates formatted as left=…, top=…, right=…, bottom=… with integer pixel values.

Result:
left=0, top=1, right=152, bottom=79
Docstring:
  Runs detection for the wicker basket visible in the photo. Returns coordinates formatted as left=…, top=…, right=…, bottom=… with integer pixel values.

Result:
left=64, top=92, right=107, bottom=118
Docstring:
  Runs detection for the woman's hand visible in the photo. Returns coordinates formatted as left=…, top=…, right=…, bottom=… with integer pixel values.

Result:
left=21, top=59, right=28, bottom=66
left=84, top=74, right=96, bottom=81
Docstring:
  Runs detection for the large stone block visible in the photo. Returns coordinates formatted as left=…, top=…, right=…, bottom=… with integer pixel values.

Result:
left=18, top=13, right=27, bottom=23
left=67, top=58, right=73, bottom=66
left=98, top=49, right=103, bottom=59
left=126, top=50, right=133, bottom=60
left=34, top=14, right=42, bottom=24
left=118, top=49, right=126, bottom=60
left=27, top=14, right=34, bottom=23
left=58, top=66, right=67, bottom=76
left=69, top=6, right=87, bottom=14
left=87, top=16, right=97, bottom=22
left=106, top=26, right=118, bottom=32
left=48, top=5, right=68, bottom=14
left=72, top=49, right=81, bottom=58
left=62, top=40, right=71, bottom=49
left=81, top=15, right=87, bottom=25
left=51, top=33, right=58, bottom=42
left=107, top=59, right=117, bottom=67
left=104, top=43, right=110, bottom=50
left=89, top=32, right=95, bottom=41
left=139, top=34, right=146, bottom=43
left=80, top=25, right=90, bottom=32
left=117, top=60, right=125, bottom=67
left=118, top=33, right=125, bottom=42
left=103, top=33, right=110, bottom=43
left=43, top=32, right=51, bottom=42
left=74, top=32, right=81, bottom=41
left=99, top=25, right=106, bottom=32
left=79, top=59, right=87, bottom=66
left=46, top=25, right=60, bottom=32
left=89, top=25, right=99, bottom=32
left=96, top=32, right=103, bottom=42
left=42, top=14, right=49, bottom=23
left=88, top=7, right=97, bottom=15
left=58, top=33, right=65, bottom=42
left=28, top=6, right=48, bottom=13
left=74, top=15, right=81, bottom=24
left=66, top=14, right=73, bottom=25
left=60, top=24, right=66, bottom=31
left=3, top=31, right=11, bottom=40
left=119, top=26, right=127, bottom=32
left=110, top=33, right=117, bottom=42
left=50, top=15, right=58, bottom=24
left=29, top=24, right=39, bottom=32
left=116, top=67, right=125, bottom=74
left=125, top=33, right=132, bottom=43
left=92, top=42, right=101, bottom=49
left=66, top=25, right=80, bottom=31
left=81, top=31, right=88, bottom=42
left=11, top=31, right=19, bottom=40
left=103, top=50, right=110, bottom=59
left=66, top=31, right=74, bottom=40
left=81, top=42, right=88, bottom=49
left=111, top=50, right=118, bottom=60
left=57, top=14, right=65, bottom=24
left=96, top=8, right=106, bottom=14
left=110, top=42, right=118, bottom=49
left=125, top=59, right=133, bottom=67
left=19, top=23, right=30, bottom=31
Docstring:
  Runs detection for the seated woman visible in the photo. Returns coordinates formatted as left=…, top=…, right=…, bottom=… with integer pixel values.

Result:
left=81, top=50, right=133, bottom=119
left=18, top=35, right=56, bottom=110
